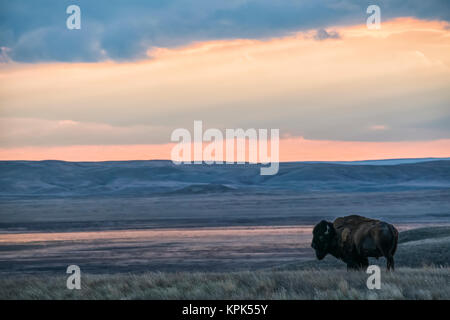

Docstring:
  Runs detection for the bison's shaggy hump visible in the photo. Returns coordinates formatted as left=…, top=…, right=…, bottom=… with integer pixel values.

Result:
left=334, top=215, right=377, bottom=230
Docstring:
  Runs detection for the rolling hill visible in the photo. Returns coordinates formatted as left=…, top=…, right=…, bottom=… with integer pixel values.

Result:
left=0, top=159, right=449, bottom=197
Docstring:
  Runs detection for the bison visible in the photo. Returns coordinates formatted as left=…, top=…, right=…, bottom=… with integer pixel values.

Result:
left=311, top=215, right=398, bottom=271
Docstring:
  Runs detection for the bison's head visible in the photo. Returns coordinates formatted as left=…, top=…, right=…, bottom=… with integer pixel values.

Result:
left=311, top=220, right=336, bottom=260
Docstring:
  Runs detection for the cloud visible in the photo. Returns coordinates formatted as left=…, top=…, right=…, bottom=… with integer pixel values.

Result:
left=314, top=28, right=340, bottom=40
left=1, top=0, right=450, bottom=62
left=0, top=118, right=171, bottom=147
left=0, top=18, right=449, bottom=147
left=370, top=125, right=389, bottom=131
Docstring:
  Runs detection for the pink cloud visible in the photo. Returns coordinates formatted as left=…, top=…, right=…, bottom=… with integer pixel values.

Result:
left=369, top=125, right=388, bottom=131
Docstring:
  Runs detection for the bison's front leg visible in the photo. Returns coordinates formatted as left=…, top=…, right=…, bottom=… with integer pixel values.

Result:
left=359, top=257, right=369, bottom=270
left=346, top=264, right=356, bottom=271
left=346, top=261, right=360, bottom=271
left=346, top=257, right=369, bottom=271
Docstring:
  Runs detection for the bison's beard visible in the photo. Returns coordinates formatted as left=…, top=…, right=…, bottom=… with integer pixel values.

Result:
left=315, top=250, right=327, bottom=260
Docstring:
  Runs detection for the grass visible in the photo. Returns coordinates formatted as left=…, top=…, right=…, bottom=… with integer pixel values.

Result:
left=0, top=267, right=448, bottom=300
left=1, top=226, right=449, bottom=300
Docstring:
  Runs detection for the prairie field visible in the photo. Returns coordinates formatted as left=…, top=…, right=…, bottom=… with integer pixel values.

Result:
left=1, top=226, right=449, bottom=300
left=1, top=160, right=449, bottom=299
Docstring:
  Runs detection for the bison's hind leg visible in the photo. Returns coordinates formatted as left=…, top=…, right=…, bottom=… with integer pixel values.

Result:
left=377, top=233, right=396, bottom=271
left=387, top=256, right=395, bottom=271
left=380, top=249, right=395, bottom=271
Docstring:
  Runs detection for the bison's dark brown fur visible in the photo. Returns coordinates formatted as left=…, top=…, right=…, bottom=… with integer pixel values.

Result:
left=311, top=215, right=398, bottom=270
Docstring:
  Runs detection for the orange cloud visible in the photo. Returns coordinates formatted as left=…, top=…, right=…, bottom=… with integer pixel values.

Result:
left=1, top=137, right=449, bottom=162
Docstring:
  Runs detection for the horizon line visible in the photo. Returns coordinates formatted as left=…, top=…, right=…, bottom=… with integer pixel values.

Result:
left=1, top=157, right=449, bottom=164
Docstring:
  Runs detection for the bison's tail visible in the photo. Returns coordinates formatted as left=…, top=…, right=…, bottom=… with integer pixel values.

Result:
left=388, top=224, right=399, bottom=256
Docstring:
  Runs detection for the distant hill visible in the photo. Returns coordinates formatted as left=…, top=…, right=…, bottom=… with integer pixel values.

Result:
left=0, top=159, right=449, bottom=197
left=303, top=157, right=450, bottom=165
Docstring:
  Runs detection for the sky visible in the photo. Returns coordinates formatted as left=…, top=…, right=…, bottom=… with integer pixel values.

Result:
left=0, top=1, right=450, bottom=161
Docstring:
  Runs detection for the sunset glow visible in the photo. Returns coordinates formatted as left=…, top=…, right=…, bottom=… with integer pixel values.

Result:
left=1, top=18, right=449, bottom=161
